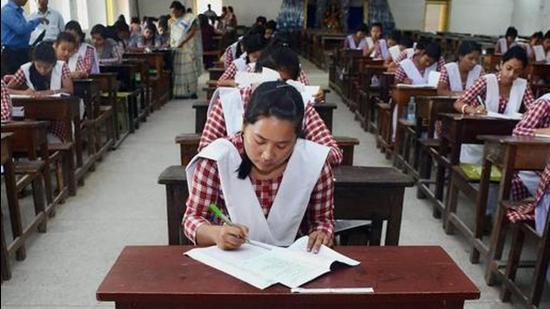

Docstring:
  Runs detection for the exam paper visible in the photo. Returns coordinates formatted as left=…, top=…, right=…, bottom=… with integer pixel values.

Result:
left=485, top=111, right=522, bottom=120
left=185, top=236, right=360, bottom=290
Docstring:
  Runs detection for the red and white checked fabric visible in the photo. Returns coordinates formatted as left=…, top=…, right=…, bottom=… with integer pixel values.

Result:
left=218, top=62, right=238, bottom=81
left=11, top=63, right=72, bottom=141
left=198, top=87, right=343, bottom=166
left=298, top=69, right=310, bottom=85
left=507, top=165, right=550, bottom=223
left=81, top=45, right=96, bottom=73
left=223, top=45, right=234, bottom=69
left=183, top=133, right=335, bottom=244
left=512, top=96, right=550, bottom=136
left=394, top=58, right=425, bottom=84
left=74, top=55, right=88, bottom=73
left=437, top=64, right=486, bottom=92
left=1, top=80, right=12, bottom=121
left=459, top=73, right=536, bottom=112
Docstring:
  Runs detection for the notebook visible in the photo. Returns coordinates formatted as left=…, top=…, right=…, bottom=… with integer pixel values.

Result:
left=185, top=236, right=360, bottom=290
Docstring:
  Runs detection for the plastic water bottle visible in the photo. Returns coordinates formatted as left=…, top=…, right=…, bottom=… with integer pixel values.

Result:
left=407, top=96, right=416, bottom=121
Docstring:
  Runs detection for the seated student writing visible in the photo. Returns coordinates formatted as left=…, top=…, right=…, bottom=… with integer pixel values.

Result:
left=217, top=33, right=267, bottom=87
left=1, top=80, right=12, bottom=121
left=53, top=32, right=87, bottom=79
left=363, top=22, right=390, bottom=61
left=65, top=21, right=100, bottom=74
left=386, top=36, right=414, bottom=69
left=394, top=42, right=442, bottom=85
left=393, top=39, right=446, bottom=71
left=221, top=24, right=264, bottom=69
left=6, top=43, right=74, bottom=142
left=183, top=81, right=334, bottom=252
left=343, top=23, right=368, bottom=50
left=437, top=41, right=484, bottom=96
left=90, top=24, right=122, bottom=64
left=201, top=44, right=342, bottom=166
left=495, top=26, right=518, bottom=55
left=523, top=31, right=543, bottom=62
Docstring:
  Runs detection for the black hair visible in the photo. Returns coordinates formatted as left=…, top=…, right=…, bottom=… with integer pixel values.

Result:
left=502, top=45, right=528, bottom=68
left=256, top=16, right=267, bottom=25
left=117, top=15, right=126, bottom=23
left=355, top=23, right=368, bottom=34
left=114, top=20, right=130, bottom=34
left=387, top=30, right=401, bottom=43
left=237, top=81, right=305, bottom=179
left=371, top=22, right=383, bottom=31
left=255, top=41, right=300, bottom=81
left=228, top=6, right=234, bottom=12
left=241, top=34, right=268, bottom=62
left=545, top=30, right=550, bottom=40
left=32, top=42, right=57, bottom=64
left=399, top=36, right=413, bottom=48
left=457, top=40, right=481, bottom=57
left=169, top=1, right=185, bottom=12
left=65, top=20, right=85, bottom=43
left=415, top=38, right=431, bottom=50
left=266, top=20, right=277, bottom=31
left=505, top=26, right=518, bottom=39
left=158, top=15, right=169, bottom=30
left=143, top=22, right=158, bottom=43
left=424, top=42, right=441, bottom=61
left=55, top=31, right=77, bottom=46
left=90, top=24, right=107, bottom=39
left=247, top=24, right=266, bottom=37
left=131, top=17, right=140, bottom=24
left=531, top=31, right=543, bottom=40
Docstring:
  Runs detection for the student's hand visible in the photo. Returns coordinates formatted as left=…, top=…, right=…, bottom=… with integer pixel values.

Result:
left=307, top=230, right=333, bottom=254
left=39, top=17, right=49, bottom=25
left=402, top=78, right=412, bottom=85
left=467, top=105, right=486, bottom=115
left=313, top=89, right=325, bottom=103
left=216, top=223, right=249, bottom=250
left=34, top=90, right=53, bottom=97
left=535, top=127, right=550, bottom=135
left=71, top=71, right=88, bottom=79
left=22, top=88, right=36, bottom=96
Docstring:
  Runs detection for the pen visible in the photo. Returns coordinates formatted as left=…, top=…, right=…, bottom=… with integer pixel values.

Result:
left=208, top=204, right=271, bottom=250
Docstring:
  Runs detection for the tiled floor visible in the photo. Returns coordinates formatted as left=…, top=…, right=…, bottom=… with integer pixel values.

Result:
left=1, top=58, right=548, bottom=308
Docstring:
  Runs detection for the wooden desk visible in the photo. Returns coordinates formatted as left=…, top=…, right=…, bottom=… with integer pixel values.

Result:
left=209, top=67, right=225, bottom=81
left=1, top=133, right=16, bottom=281
left=158, top=165, right=413, bottom=246
left=97, top=245, right=480, bottom=308
left=192, top=101, right=337, bottom=134
left=424, top=114, right=519, bottom=216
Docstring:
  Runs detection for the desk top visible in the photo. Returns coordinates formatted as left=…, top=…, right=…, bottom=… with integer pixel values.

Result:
left=97, top=246, right=479, bottom=306
left=478, top=135, right=550, bottom=145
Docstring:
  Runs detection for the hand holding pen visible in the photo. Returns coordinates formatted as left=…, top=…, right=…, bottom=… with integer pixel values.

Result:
left=474, top=95, right=488, bottom=115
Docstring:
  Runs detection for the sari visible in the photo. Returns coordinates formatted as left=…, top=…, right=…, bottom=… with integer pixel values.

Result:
left=171, top=13, right=203, bottom=98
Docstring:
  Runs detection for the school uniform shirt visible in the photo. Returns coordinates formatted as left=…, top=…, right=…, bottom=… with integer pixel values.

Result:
left=506, top=164, right=549, bottom=228
left=494, top=37, right=517, bottom=55
left=1, top=80, right=12, bottom=121
left=75, top=43, right=99, bottom=74
left=459, top=73, right=535, bottom=113
left=438, top=62, right=484, bottom=92
left=513, top=94, right=550, bottom=136
left=198, top=86, right=343, bottom=166
left=223, top=39, right=242, bottom=69
left=344, top=34, right=367, bottom=50
left=365, top=38, right=389, bottom=60
left=95, top=38, right=121, bottom=64
left=11, top=61, right=71, bottom=140
left=393, top=49, right=446, bottom=71
left=183, top=133, right=334, bottom=244
left=394, top=55, right=437, bottom=84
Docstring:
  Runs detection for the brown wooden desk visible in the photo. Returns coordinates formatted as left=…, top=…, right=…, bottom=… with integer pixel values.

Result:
left=158, top=165, right=413, bottom=246
left=420, top=114, right=519, bottom=217
left=1, top=133, right=16, bottom=281
left=97, top=245, right=480, bottom=308
left=192, top=101, right=337, bottom=134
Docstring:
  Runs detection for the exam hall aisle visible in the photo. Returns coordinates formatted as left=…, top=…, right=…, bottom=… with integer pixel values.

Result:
left=0, top=59, right=540, bottom=308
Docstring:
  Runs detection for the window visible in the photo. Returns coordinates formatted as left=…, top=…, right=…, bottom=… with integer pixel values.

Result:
left=424, top=0, right=450, bottom=32
left=195, top=0, right=223, bottom=16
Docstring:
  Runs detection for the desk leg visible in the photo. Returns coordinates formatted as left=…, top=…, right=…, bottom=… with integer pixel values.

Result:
left=386, top=188, right=405, bottom=245
left=165, top=183, right=189, bottom=245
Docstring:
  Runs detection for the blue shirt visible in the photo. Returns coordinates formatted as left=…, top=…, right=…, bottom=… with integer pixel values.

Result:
left=1, top=0, right=41, bottom=48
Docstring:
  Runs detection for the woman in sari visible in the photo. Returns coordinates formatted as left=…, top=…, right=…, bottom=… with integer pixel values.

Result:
left=170, top=1, right=203, bottom=99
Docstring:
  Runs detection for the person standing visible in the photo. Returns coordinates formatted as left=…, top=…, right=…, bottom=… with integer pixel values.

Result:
left=170, top=1, right=203, bottom=99
left=1, top=0, right=48, bottom=77
left=203, top=4, right=217, bottom=25
left=29, top=0, right=65, bottom=42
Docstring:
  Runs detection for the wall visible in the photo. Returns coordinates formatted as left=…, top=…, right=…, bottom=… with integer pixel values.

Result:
left=87, top=0, right=107, bottom=27
left=387, top=0, right=425, bottom=30
left=222, top=0, right=283, bottom=26
left=448, top=0, right=514, bottom=36
left=511, top=0, right=547, bottom=36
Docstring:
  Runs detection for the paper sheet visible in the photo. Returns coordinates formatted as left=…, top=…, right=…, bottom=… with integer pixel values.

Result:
left=185, top=236, right=360, bottom=290
left=485, top=111, right=522, bottom=120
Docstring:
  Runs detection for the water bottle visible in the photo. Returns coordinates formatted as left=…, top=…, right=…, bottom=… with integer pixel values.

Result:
left=407, top=96, right=416, bottom=121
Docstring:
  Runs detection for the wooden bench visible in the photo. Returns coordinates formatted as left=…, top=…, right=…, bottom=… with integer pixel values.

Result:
left=157, top=165, right=413, bottom=246
left=123, top=51, right=171, bottom=108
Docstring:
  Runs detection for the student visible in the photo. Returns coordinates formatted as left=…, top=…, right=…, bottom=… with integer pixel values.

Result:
left=53, top=32, right=87, bottom=79
left=543, top=30, right=550, bottom=63
left=217, top=33, right=268, bottom=86
left=90, top=24, right=122, bottom=64
left=393, top=39, right=446, bottom=71
left=437, top=41, right=484, bottom=96
left=495, top=26, right=518, bottom=55
left=65, top=20, right=100, bottom=74
left=222, top=25, right=265, bottom=69
left=6, top=42, right=73, bottom=141
left=524, top=31, right=543, bottom=61
left=1, top=80, right=12, bottom=121
left=363, top=22, right=389, bottom=60
left=394, top=42, right=442, bottom=84
left=157, top=15, right=171, bottom=48
left=255, top=16, right=267, bottom=27
left=130, top=17, right=141, bottom=35
left=183, top=81, right=334, bottom=251
left=343, top=23, right=368, bottom=50
left=201, top=44, right=341, bottom=166
left=265, top=20, right=277, bottom=40
left=387, top=36, right=413, bottom=67
left=142, top=23, right=161, bottom=49
left=454, top=46, right=535, bottom=164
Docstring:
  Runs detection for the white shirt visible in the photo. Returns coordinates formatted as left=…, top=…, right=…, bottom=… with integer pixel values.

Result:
left=29, top=8, right=65, bottom=42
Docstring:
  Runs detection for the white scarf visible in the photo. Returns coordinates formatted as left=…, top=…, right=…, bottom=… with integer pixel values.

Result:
left=400, top=58, right=435, bottom=85
left=21, top=61, right=63, bottom=91
left=484, top=73, right=527, bottom=115
left=346, top=34, right=367, bottom=50
left=445, top=62, right=482, bottom=92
